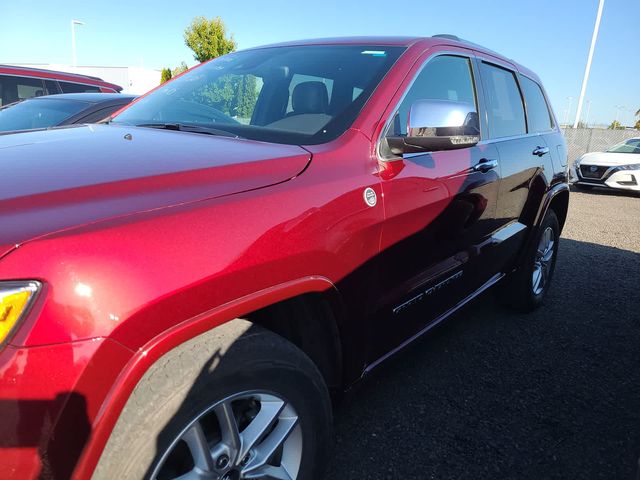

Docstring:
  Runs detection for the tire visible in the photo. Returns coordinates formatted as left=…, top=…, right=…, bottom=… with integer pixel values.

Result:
left=93, top=319, right=332, bottom=480
left=502, top=209, right=560, bottom=312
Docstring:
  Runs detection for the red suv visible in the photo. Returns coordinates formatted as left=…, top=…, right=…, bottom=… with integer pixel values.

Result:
left=0, top=65, right=122, bottom=106
left=0, top=36, right=568, bottom=480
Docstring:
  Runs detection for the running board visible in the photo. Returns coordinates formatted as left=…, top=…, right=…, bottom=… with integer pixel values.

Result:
left=362, top=272, right=505, bottom=376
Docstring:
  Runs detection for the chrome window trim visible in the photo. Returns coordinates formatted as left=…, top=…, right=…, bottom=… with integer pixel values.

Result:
left=375, top=49, right=480, bottom=162
left=477, top=131, right=544, bottom=145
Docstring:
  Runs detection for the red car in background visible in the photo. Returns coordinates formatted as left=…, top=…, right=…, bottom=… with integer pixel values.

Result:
left=0, top=65, right=122, bottom=106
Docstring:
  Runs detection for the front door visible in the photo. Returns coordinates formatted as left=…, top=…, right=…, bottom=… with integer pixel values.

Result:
left=368, top=52, right=503, bottom=363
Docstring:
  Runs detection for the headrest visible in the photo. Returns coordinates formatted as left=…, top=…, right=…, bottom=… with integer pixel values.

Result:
left=292, top=81, right=329, bottom=114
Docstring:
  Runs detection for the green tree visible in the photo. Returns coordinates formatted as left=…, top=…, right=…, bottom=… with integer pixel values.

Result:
left=160, top=68, right=172, bottom=84
left=171, top=62, right=189, bottom=77
left=236, top=75, right=258, bottom=118
left=635, top=108, right=640, bottom=130
left=184, top=16, right=236, bottom=63
left=608, top=120, right=624, bottom=130
left=181, top=17, right=259, bottom=121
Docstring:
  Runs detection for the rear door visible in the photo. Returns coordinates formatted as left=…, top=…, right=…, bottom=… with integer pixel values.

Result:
left=369, top=48, right=503, bottom=362
left=518, top=74, right=566, bottom=178
left=474, top=57, right=544, bottom=268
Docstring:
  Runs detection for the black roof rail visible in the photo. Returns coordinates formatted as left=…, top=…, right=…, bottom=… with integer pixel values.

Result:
left=430, top=34, right=505, bottom=59
left=432, top=34, right=461, bottom=41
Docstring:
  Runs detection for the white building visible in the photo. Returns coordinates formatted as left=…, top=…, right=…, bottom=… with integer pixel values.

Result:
left=7, top=63, right=161, bottom=95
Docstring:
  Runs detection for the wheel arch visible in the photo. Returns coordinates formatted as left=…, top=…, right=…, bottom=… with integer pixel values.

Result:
left=74, top=276, right=348, bottom=479
left=513, top=180, right=569, bottom=271
left=546, top=187, right=569, bottom=232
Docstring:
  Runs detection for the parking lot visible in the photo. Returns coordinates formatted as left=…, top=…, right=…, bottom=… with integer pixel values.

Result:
left=328, top=189, right=640, bottom=479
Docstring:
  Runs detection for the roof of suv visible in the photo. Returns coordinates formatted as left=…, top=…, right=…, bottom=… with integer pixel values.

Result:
left=0, top=64, right=123, bottom=91
left=248, top=35, right=534, bottom=79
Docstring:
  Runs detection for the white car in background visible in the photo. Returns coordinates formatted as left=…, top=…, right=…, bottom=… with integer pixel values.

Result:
left=571, top=137, right=640, bottom=192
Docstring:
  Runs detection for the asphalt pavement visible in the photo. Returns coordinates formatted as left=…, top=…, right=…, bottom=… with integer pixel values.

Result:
left=327, top=188, right=640, bottom=480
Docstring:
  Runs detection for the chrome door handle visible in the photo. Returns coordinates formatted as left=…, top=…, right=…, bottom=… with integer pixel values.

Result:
left=472, top=158, right=498, bottom=173
left=533, top=146, right=550, bottom=156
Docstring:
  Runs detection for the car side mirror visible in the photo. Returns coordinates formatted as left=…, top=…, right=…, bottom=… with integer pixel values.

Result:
left=385, top=99, right=480, bottom=157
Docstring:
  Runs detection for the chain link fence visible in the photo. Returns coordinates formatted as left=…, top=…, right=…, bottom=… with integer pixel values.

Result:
left=562, top=127, right=639, bottom=164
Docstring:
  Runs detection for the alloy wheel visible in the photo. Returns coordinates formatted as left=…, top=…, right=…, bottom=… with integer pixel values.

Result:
left=151, top=391, right=302, bottom=480
left=532, top=226, right=556, bottom=296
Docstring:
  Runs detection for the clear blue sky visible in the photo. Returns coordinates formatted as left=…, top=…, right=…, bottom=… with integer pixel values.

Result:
left=1, top=0, right=637, bottom=126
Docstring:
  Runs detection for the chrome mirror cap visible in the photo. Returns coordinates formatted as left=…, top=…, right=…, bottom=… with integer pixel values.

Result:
left=407, top=99, right=479, bottom=137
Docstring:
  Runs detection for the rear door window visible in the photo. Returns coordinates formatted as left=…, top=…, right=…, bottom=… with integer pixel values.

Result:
left=44, top=80, right=61, bottom=95
left=59, top=81, right=101, bottom=93
left=519, top=75, right=553, bottom=133
left=480, top=62, right=526, bottom=138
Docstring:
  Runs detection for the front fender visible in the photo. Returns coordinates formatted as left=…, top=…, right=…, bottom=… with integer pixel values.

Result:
left=72, top=275, right=335, bottom=479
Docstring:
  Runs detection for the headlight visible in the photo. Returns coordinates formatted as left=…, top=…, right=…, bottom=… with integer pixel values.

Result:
left=618, top=163, right=640, bottom=171
left=0, top=281, right=41, bottom=346
left=574, top=157, right=582, bottom=168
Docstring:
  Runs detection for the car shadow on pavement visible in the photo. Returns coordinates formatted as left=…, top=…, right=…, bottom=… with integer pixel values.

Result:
left=571, top=185, right=640, bottom=198
left=326, top=238, right=640, bottom=480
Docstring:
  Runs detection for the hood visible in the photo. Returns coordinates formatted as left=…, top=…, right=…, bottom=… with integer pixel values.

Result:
left=578, top=151, right=640, bottom=167
left=0, top=124, right=310, bottom=257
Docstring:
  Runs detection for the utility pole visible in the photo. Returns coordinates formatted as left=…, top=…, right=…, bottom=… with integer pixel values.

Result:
left=564, top=97, right=573, bottom=126
left=583, top=100, right=592, bottom=127
left=71, top=19, right=84, bottom=67
left=573, top=0, right=605, bottom=128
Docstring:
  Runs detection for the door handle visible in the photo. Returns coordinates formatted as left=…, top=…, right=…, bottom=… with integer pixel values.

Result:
left=472, top=158, right=498, bottom=173
left=533, top=146, right=550, bottom=156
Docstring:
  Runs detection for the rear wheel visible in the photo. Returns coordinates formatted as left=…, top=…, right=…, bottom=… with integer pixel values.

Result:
left=502, top=209, right=560, bottom=312
left=93, top=320, right=332, bottom=480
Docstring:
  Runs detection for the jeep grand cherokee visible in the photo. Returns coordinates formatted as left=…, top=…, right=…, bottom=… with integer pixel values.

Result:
left=0, top=36, right=568, bottom=480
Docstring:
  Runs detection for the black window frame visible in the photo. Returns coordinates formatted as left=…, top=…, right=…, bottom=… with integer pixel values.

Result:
left=478, top=61, right=528, bottom=139
left=518, top=73, right=555, bottom=133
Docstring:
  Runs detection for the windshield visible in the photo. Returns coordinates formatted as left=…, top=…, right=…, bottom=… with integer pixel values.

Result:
left=0, top=98, right=88, bottom=131
left=607, top=138, right=640, bottom=154
left=112, top=45, right=405, bottom=145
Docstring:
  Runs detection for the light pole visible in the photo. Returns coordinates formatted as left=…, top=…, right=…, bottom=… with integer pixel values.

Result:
left=583, top=100, right=592, bottom=127
left=71, top=19, right=84, bottom=67
left=564, top=96, right=573, bottom=126
left=573, top=0, right=605, bottom=128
